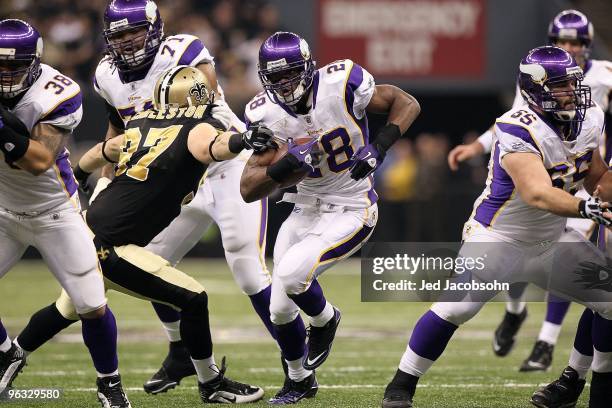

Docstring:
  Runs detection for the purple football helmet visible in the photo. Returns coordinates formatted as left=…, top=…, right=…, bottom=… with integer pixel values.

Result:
left=258, top=32, right=315, bottom=106
left=103, top=0, right=163, bottom=73
left=548, top=10, right=593, bottom=59
left=518, top=46, right=591, bottom=133
left=0, top=19, right=43, bottom=99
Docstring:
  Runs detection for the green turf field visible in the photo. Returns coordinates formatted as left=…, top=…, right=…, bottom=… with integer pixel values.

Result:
left=0, top=259, right=589, bottom=407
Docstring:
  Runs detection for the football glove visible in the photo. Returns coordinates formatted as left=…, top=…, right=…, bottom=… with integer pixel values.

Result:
left=73, top=164, right=92, bottom=193
left=349, top=143, right=385, bottom=180
left=578, top=196, right=612, bottom=226
left=240, top=122, right=277, bottom=153
left=266, top=138, right=321, bottom=183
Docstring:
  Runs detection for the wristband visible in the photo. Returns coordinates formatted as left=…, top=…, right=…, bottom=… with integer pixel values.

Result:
left=0, top=125, right=30, bottom=162
left=228, top=132, right=244, bottom=153
left=374, top=123, right=402, bottom=153
left=266, top=154, right=300, bottom=183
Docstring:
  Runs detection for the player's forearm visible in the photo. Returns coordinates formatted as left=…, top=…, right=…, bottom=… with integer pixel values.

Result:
left=524, top=186, right=582, bottom=217
left=101, top=123, right=120, bottom=179
left=386, top=90, right=420, bottom=134
left=14, top=140, right=54, bottom=175
left=210, top=131, right=241, bottom=161
left=79, top=142, right=108, bottom=173
left=240, top=166, right=279, bottom=203
left=592, top=171, right=612, bottom=202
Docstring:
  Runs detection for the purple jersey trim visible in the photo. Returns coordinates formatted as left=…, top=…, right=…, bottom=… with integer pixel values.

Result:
left=319, top=222, right=373, bottom=263
left=42, top=91, right=82, bottom=122
left=474, top=143, right=515, bottom=227
left=367, top=184, right=378, bottom=205
left=311, top=71, right=320, bottom=109
left=178, top=38, right=206, bottom=66
left=55, top=150, right=78, bottom=196
left=495, top=122, right=541, bottom=155
left=584, top=59, right=592, bottom=75
left=345, top=63, right=369, bottom=144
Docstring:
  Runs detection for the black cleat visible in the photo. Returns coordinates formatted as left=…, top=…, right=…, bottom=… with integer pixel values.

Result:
left=382, top=384, right=413, bottom=408
left=198, top=357, right=264, bottom=403
left=303, top=307, right=341, bottom=370
left=520, top=340, right=554, bottom=372
left=97, top=374, right=131, bottom=408
left=493, top=308, right=527, bottom=357
left=143, top=340, right=196, bottom=394
left=268, top=372, right=318, bottom=404
left=0, top=344, right=26, bottom=395
left=530, top=366, right=585, bottom=408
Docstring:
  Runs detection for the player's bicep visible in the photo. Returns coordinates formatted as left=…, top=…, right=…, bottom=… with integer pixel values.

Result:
left=502, top=152, right=551, bottom=200
left=187, top=123, right=217, bottom=163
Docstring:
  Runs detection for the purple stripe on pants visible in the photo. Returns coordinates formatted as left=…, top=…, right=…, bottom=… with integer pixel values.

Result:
left=259, top=198, right=268, bottom=249
left=409, top=310, right=458, bottom=361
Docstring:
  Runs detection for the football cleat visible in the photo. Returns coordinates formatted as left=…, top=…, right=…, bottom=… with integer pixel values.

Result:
left=269, top=372, right=318, bottom=404
left=0, top=343, right=26, bottom=395
left=97, top=374, right=131, bottom=408
left=493, top=308, right=527, bottom=357
left=530, top=366, right=585, bottom=408
left=382, top=383, right=413, bottom=408
left=520, top=340, right=554, bottom=372
left=589, top=371, right=612, bottom=408
left=143, top=341, right=196, bottom=394
left=198, top=357, right=264, bottom=403
left=303, top=307, right=341, bottom=370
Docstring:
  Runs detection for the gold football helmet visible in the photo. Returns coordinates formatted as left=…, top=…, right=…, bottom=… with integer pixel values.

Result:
left=153, top=65, right=214, bottom=110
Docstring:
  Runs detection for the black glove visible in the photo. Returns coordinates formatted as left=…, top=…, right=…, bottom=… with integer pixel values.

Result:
left=238, top=122, right=277, bottom=153
left=73, top=164, right=92, bottom=193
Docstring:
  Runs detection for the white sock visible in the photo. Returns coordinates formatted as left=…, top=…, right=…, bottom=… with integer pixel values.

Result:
left=592, top=349, right=612, bottom=373
left=0, top=336, right=11, bottom=352
left=505, top=299, right=526, bottom=315
left=286, top=358, right=311, bottom=382
left=161, top=321, right=181, bottom=342
left=97, top=369, right=119, bottom=378
left=310, top=302, right=334, bottom=327
left=568, top=348, right=593, bottom=379
left=538, top=321, right=562, bottom=345
left=13, top=339, right=30, bottom=356
left=398, top=346, right=434, bottom=377
left=192, top=355, right=218, bottom=383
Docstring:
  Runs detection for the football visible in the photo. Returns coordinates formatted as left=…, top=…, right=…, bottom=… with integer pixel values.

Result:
left=258, top=138, right=321, bottom=188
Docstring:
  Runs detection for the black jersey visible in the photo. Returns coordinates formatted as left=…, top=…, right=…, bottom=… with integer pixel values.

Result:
left=87, top=104, right=223, bottom=247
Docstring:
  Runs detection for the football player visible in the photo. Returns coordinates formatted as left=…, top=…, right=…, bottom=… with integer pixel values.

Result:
left=241, top=32, right=420, bottom=403
left=448, top=9, right=612, bottom=374
left=382, top=46, right=612, bottom=408
left=0, top=19, right=130, bottom=407
left=12, top=0, right=278, bottom=395
left=59, top=65, right=268, bottom=403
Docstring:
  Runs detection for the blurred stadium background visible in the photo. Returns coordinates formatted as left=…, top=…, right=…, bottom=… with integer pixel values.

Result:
left=3, top=0, right=611, bottom=255
left=0, top=1, right=611, bottom=407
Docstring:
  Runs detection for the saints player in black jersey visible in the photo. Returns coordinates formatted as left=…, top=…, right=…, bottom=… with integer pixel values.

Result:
left=39, top=65, right=274, bottom=404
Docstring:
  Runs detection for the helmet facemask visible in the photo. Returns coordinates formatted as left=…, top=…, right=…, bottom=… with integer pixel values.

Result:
left=0, top=38, right=42, bottom=99
left=259, top=59, right=314, bottom=106
left=104, top=21, right=162, bottom=73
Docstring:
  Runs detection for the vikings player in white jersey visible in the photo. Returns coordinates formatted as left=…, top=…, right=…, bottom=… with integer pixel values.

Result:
left=0, top=19, right=130, bottom=407
left=240, top=32, right=420, bottom=403
left=382, top=46, right=612, bottom=408
left=448, top=9, right=612, bottom=376
left=9, top=0, right=277, bottom=395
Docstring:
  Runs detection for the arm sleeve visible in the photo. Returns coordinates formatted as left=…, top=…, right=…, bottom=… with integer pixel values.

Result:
left=477, top=128, right=494, bottom=153
left=345, top=62, right=376, bottom=120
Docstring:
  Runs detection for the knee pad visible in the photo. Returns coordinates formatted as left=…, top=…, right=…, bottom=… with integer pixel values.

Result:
left=430, top=302, right=483, bottom=326
left=226, top=257, right=270, bottom=296
left=219, top=204, right=250, bottom=252
left=182, top=292, right=209, bottom=316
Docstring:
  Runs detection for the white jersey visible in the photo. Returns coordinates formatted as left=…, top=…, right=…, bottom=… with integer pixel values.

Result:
left=94, top=33, right=239, bottom=176
left=245, top=59, right=378, bottom=208
left=478, top=59, right=612, bottom=154
left=469, top=104, right=604, bottom=242
left=0, top=64, right=82, bottom=213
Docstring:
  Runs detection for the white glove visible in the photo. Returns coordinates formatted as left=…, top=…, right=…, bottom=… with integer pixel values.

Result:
left=211, top=99, right=241, bottom=131
left=579, top=196, right=612, bottom=226
left=89, top=177, right=111, bottom=205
